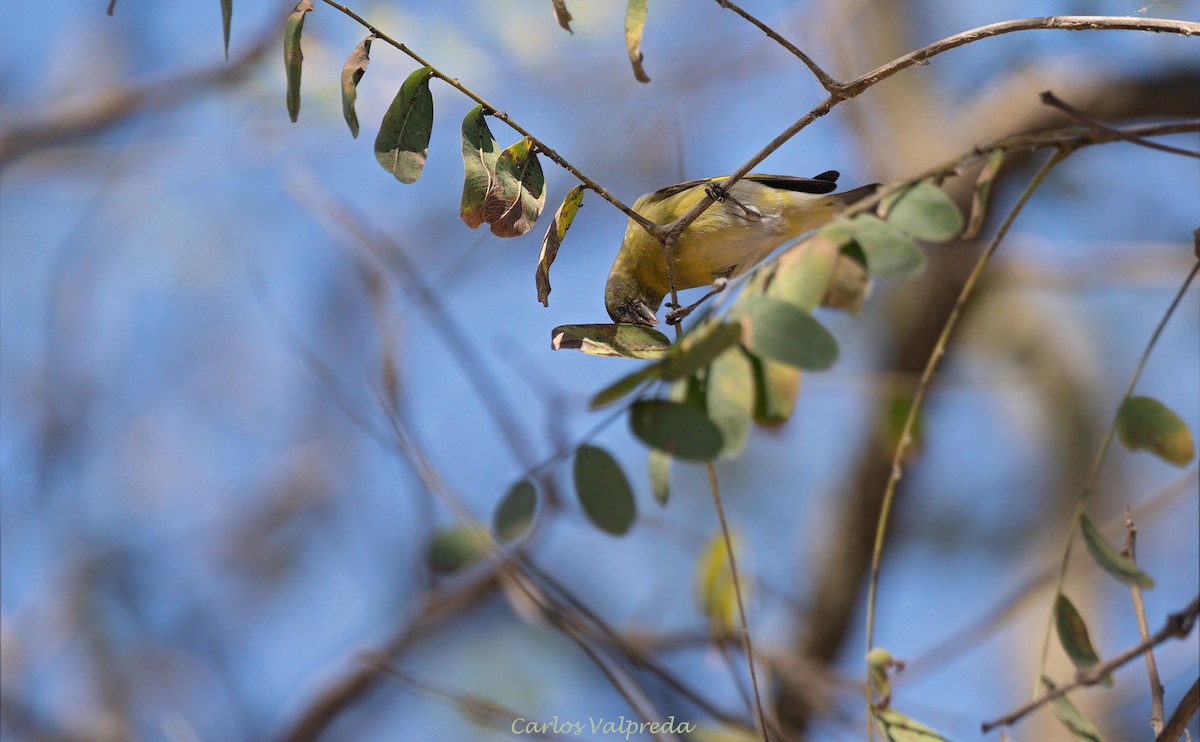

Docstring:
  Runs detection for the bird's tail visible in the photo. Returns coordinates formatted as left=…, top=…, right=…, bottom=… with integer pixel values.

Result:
left=829, top=183, right=881, bottom=206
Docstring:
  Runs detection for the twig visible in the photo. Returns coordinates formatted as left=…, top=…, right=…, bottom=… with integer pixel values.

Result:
left=1040, top=91, right=1200, bottom=159
left=864, top=149, right=1068, bottom=653
left=712, top=0, right=836, bottom=90
left=1123, top=511, right=1166, bottom=735
left=1157, top=677, right=1200, bottom=742
left=981, top=595, right=1200, bottom=732
left=706, top=460, right=771, bottom=741
left=1032, top=259, right=1200, bottom=694
left=316, top=0, right=660, bottom=235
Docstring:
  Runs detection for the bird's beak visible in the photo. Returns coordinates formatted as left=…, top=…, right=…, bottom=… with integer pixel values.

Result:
left=636, top=302, right=659, bottom=326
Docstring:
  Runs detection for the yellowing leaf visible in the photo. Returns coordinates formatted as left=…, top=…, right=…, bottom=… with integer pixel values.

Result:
left=696, top=530, right=742, bottom=635
left=460, top=105, right=500, bottom=228
left=340, top=36, right=373, bottom=138
left=1043, top=677, right=1104, bottom=742
left=873, top=708, right=950, bottom=741
left=551, top=323, right=671, bottom=359
left=964, top=148, right=1004, bottom=239
left=770, top=232, right=838, bottom=312
left=536, top=185, right=585, bottom=306
left=707, top=347, right=754, bottom=458
left=1116, top=395, right=1195, bottom=466
left=485, top=137, right=546, bottom=237
left=375, top=67, right=435, bottom=184
left=748, top=353, right=801, bottom=427
left=574, top=445, right=636, bottom=535
left=649, top=448, right=670, bottom=506
left=551, top=0, right=573, bottom=33
left=1079, top=513, right=1155, bottom=589
left=659, top=320, right=741, bottom=381
left=283, top=0, right=314, bottom=123
left=625, top=0, right=651, bottom=83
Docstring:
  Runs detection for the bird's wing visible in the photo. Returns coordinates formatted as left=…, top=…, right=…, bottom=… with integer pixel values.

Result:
left=640, top=172, right=841, bottom=205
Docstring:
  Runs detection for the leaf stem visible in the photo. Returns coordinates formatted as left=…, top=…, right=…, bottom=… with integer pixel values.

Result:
left=1031, top=258, right=1200, bottom=695
left=706, top=460, right=772, bottom=741
left=863, top=149, right=1069, bottom=729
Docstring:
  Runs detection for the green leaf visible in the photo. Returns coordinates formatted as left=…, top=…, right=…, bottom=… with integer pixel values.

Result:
left=551, top=323, right=671, bottom=359
left=283, top=0, right=314, bottom=123
left=873, top=708, right=950, bottom=741
left=748, top=352, right=801, bottom=427
left=221, top=0, right=233, bottom=60
left=591, top=363, right=659, bottom=409
left=574, top=445, right=636, bottom=535
left=1043, top=677, right=1104, bottom=742
left=695, top=530, right=741, bottom=634
left=425, top=526, right=486, bottom=574
left=375, top=66, right=435, bottom=184
left=660, top=321, right=742, bottom=381
left=460, top=105, right=500, bottom=229
left=883, top=181, right=962, bottom=242
left=707, top=347, right=754, bottom=458
left=630, top=399, right=723, bottom=461
left=1116, top=395, right=1195, bottom=466
left=852, top=214, right=927, bottom=278
left=735, top=295, right=838, bottom=370
left=769, top=232, right=838, bottom=312
left=485, top=137, right=547, bottom=237
left=340, top=36, right=373, bottom=139
left=1080, top=513, right=1155, bottom=589
left=625, top=0, right=650, bottom=82
left=1055, top=593, right=1111, bottom=686
left=551, top=0, right=573, bottom=33
left=964, top=148, right=1004, bottom=239
left=536, top=185, right=585, bottom=306
left=493, top=480, right=537, bottom=543
left=649, top=448, right=670, bottom=505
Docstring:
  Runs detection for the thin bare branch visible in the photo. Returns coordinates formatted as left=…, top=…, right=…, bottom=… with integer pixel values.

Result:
left=1123, top=511, right=1166, bottom=735
left=982, top=595, right=1200, bottom=733
left=712, top=0, right=836, bottom=90
left=1157, top=677, right=1200, bottom=742
left=1040, top=91, right=1200, bottom=159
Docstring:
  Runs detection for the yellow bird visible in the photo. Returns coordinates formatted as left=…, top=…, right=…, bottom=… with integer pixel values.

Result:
left=605, top=171, right=878, bottom=326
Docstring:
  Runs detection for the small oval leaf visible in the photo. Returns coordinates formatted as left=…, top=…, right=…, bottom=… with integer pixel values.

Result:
left=852, top=214, right=927, bottom=278
left=574, top=445, right=636, bottom=536
left=736, top=295, right=838, bottom=370
left=770, top=232, right=837, bottom=312
left=1116, top=395, right=1195, bottom=466
left=283, top=0, right=314, bottom=123
left=1055, top=593, right=1111, bottom=686
left=1080, top=513, right=1155, bottom=589
left=460, top=105, right=500, bottom=228
left=375, top=66, right=435, bottom=184
left=536, top=185, right=585, bottom=306
left=883, top=181, right=962, bottom=242
left=873, top=708, right=950, bottom=741
left=625, top=0, right=651, bottom=83
left=551, top=323, right=671, bottom=359
left=493, top=480, right=537, bottom=543
left=649, top=448, right=670, bottom=506
left=1043, top=676, right=1104, bottom=742
left=425, top=526, right=485, bottom=574
left=630, top=399, right=723, bottom=461
left=340, top=36, right=373, bottom=138
left=748, top=352, right=801, bottom=427
left=707, top=347, right=754, bottom=458
left=485, top=137, right=546, bottom=237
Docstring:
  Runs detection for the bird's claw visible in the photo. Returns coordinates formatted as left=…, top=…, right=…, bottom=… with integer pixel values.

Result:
left=706, top=183, right=760, bottom=219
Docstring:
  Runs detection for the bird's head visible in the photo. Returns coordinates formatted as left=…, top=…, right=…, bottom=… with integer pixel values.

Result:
left=605, top=273, right=661, bottom=326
